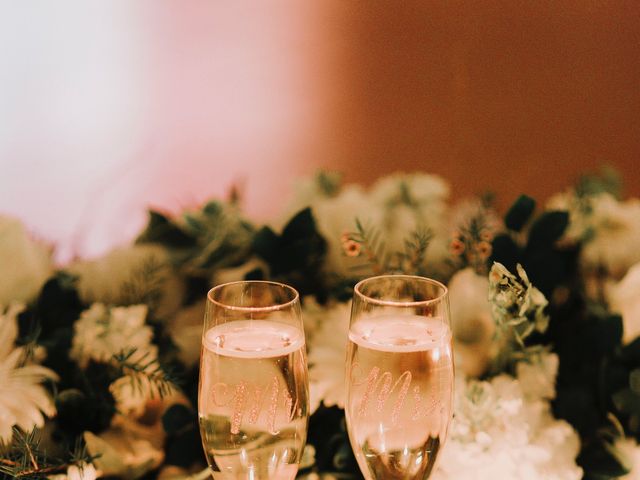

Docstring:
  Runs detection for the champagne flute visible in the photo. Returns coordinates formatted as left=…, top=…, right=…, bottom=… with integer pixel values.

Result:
left=198, top=281, right=309, bottom=480
left=345, top=275, right=454, bottom=480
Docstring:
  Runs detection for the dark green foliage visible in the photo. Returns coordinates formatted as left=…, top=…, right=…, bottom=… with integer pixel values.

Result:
left=491, top=233, right=521, bottom=273
left=492, top=198, right=574, bottom=298
left=527, top=211, right=569, bottom=249
left=504, top=195, right=536, bottom=232
left=579, top=439, right=630, bottom=479
left=162, top=404, right=194, bottom=435
left=162, top=405, right=204, bottom=468
left=0, top=428, right=93, bottom=479
left=32, top=273, right=84, bottom=336
left=60, top=362, right=116, bottom=434
left=252, top=208, right=328, bottom=296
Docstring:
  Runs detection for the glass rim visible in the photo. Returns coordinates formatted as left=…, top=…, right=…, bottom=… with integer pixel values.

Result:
left=354, top=274, right=448, bottom=307
left=207, top=280, right=300, bottom=312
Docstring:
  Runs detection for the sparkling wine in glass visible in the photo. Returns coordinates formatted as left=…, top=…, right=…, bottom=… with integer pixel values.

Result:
left=198, top=281, right=309, bottom=480
left=345, top=275, right=454, bottom=480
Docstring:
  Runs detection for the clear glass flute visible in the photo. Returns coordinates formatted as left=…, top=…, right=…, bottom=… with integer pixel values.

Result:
left=345, top=275, right=454, bottom=480
left=198, top=281, right=309, bottom=480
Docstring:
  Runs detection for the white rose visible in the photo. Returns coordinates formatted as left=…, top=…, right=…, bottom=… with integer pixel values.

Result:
left=608, top=262, right=640, bottom=344
left=448, top=268, right=495, bottom=377
left=0, top=216, right=52, bottom=305
left=68, top=244, right=185, bottom=319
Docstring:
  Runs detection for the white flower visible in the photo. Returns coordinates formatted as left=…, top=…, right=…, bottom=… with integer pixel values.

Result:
left=549, top=192, right=640, bottom=279
left=308, top=186, right=372, bottom=277
left=0, top=304, right=58, bottom=443
left=448, top=268, right=495, bottom=377
left=70, top=304, right=156, bottom=369
left=616, top=437, right=640, bottom=479
left=582, top=195, right=640, bottom=279
left=307, top=302, right=351, bottom=412
left=434, top=364, right=582, bottom=480
left=84, top=418, right=164, bottom=480
left=48, top=462, right=99, bottom=480
left=608, top=262, right=640, bottom=344
left=516, top=353, right=559, bottom=401
left=68, top=245, right=185, bottom=319
left=0, top=216, right=52, bottom=305
left=167, top=300, right=206, bottom=368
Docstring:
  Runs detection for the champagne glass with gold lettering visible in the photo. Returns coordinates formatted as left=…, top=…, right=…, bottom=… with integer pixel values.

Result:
left=345, top=275, right=454, bottom=480
left=198, top=281, right=309, bottom=480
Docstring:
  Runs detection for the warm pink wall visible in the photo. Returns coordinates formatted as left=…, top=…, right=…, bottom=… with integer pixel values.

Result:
left=1, top=1, right=639, bottom=260
left=318, top=1, right=640, bottom=205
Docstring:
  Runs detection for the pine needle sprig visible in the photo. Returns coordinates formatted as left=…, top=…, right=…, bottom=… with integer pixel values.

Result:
left=344, top=219, right=432, bottom=276
left=112, top=348, right=179, bottom=400
left=0, top=428, right=66, bottom=479
left=347, top=219, right=389, bottom=275
left=398, top=228, right=433, bottom=275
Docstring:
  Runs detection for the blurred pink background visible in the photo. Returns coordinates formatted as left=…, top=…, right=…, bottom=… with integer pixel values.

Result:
left=1, top=1, right=639, bottom=261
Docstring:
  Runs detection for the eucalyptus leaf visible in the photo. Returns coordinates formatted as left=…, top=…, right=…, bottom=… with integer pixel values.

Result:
left=527, top=210, right=569, bottom=249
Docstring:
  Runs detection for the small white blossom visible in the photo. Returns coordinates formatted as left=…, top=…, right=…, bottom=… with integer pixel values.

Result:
left=307, top=302, right=351, bottom=412
left=0, top=216, right=52, bottom=305
left=434, top=356, right=582, bottom=480
left=608, top=262, right=640, bottom=344
left=0, top=304, right=58, bottom=443
left=48, top=462, right=99, bottom=480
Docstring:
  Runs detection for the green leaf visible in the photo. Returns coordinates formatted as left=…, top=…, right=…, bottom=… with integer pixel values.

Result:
left=252, top=226, right=279, bottom=262
left=282, top=207, right=316, bottom=240
left=620, top=337, right=640, bottom=364
left=527, top=210, right=569, bottom=249
left=490, top=234, right=520, bottom=273
left=244, top=267, right=265, bottom=281
left=593, top=314, right=624, bottom=356
left=137, top=210, right=195, bottom=248
left=162, top=404, right=195, bottom=435
left=505, top=195, right=536, bottom=232
left=578, top=439, right=631, bottom=478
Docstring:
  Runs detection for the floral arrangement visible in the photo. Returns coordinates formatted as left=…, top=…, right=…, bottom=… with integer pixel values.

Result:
left=1, top=168, right=640, bottom=480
